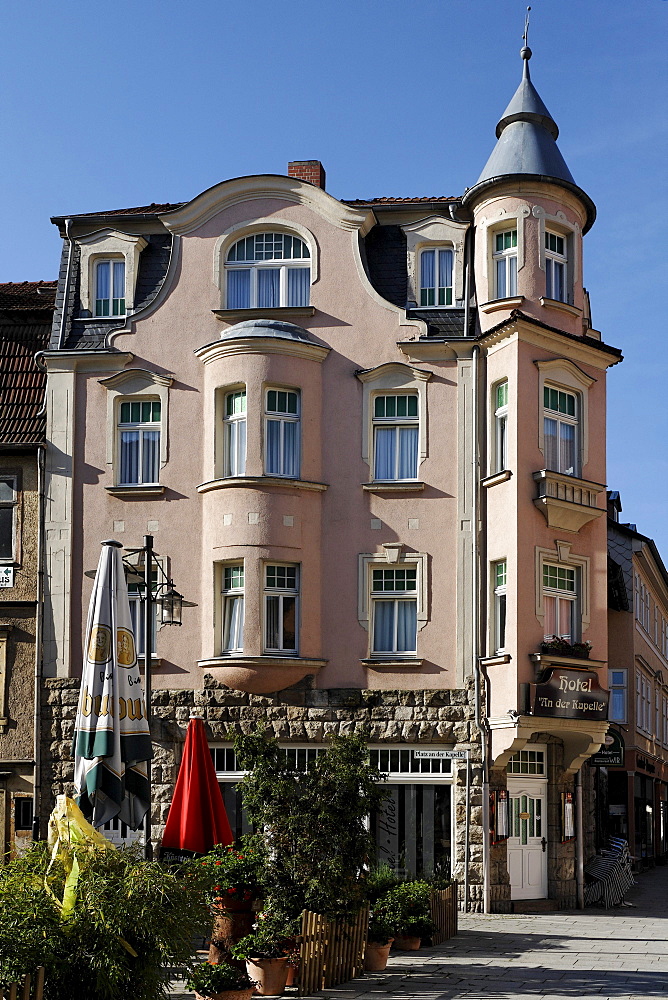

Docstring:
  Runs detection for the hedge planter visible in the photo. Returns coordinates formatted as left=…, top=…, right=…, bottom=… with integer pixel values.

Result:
left=245, top=956, right=290, bottom=996
left=364, top=939, right=393, bottom=971
left=393, top=935, right=421, bottom=951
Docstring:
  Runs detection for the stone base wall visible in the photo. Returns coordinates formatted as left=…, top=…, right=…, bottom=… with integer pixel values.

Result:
left=41, top=674, right=483, bottom=902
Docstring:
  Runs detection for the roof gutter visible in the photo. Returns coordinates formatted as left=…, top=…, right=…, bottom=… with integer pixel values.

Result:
left=57, top=219, right=74, bottom=349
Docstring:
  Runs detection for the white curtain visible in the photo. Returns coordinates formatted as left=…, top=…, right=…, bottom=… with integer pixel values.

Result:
left=224, top=596, right=244, bottom=651
left=120, top=431, right=140, bottom=484
left=265, top=595, right=280, bottom=649
left=142, top=430, right=160, bottom=484
left=439, top=249, right=453, bottom=290
left=225, top=419, right=246, bottom=477
left=227, top=269, right=250, bottom=308
left=544, top=417, right=558, bottom=470
left=258, top=268, right=280, bottom=307
left=559, top=423, right=576, bottom=475
left=508, top=255, right=517, bottom=296
left=287, top=267, right=310, bottom=306
left=96, top=261, right=110, bottom=301
left=374, top=427, right=395, bottom=479
left=397, top=601, right=417, bottom=652
left=398, top=427, right=418, bottom=479
left=265, top=420, right=281, bottom=474
left=373, top=601, right=394, bottom=652
left=282, top=420, right=300, bottom=477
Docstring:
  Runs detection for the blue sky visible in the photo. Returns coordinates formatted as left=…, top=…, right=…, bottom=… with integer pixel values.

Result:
left=1, top=0, right=666, bottom=555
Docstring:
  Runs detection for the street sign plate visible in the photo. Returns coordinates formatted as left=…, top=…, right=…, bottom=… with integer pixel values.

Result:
left=0, top=566, right=14, bottom=588
left=413, top=749, right=468, bottom=760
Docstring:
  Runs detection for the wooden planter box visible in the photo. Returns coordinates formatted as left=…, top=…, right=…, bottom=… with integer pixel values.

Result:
left=298, top=905, right=369, bottom=996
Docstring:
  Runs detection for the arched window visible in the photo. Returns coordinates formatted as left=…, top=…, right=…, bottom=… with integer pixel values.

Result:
left=226, top=232, right=311, bottom=309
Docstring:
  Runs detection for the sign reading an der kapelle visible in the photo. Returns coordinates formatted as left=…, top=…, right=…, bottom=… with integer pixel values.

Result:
left=531, top=667, right=608, bottom=721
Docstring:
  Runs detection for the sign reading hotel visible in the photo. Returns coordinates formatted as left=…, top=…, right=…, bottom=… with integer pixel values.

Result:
left=530, top=667, right=608, bottom=721
left=590, top=728, right=625, bottom=767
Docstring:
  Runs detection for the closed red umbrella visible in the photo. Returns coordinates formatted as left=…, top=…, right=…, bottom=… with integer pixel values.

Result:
left=160, top=715, right=233, bottom=858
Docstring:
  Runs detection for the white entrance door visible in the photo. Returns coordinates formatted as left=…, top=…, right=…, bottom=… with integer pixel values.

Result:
left=507, top=779, right=548, bottom=899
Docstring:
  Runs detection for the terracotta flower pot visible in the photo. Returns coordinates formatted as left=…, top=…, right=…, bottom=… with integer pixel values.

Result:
left=195, top=990, right=255, bottom=1000
left=364, top=939, right=394, bottom=971
left=245, top=956, right=289, bottom=996
left=208, top=898, right=255, bottom=962
left=285, top=961, right=299, bottom=987
left=195, top=986, right=254, bottom=1000
left=393, top=935, right=421, bottom=951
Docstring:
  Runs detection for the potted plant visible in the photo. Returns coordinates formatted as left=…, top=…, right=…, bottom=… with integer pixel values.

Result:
left=382, top=881, right=435, bottom=951
left=364, top=903, right=397, bottom=972
left=231, top=912, right=299, bottom=997
left=201, top=838, right=265, bottom=957
left=540, top=635, right=592, bottom=659
left=186, top=961, right=257, bottom=1000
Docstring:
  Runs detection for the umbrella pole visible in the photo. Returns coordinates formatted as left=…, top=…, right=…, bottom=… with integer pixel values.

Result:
left=144, top=534, right=154, bottom=861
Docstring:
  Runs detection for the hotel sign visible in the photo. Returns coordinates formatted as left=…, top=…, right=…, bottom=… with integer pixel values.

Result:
left=590, top=728, right=625, bottom=767
left=531, top=667, right=608, bottom=721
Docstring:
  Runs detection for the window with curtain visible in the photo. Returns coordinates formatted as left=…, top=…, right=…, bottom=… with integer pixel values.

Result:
left=264, top=564, right=299, bottom=654
left=226, top=232, right=310, bottom=309
left=494, top=560, right=507, bottom=653
left=0, top=477, right=17, bottom=562
left=118, top=399, right=161, bottom=485
left=371, top=566, right=418, bottom=657
left=223, top=389, right=247, bottom=477
left=222, top=564, right=244, bottom=652
left=545, top=231, right=567, bottom=302
left=542, top=563, right=578, bottom=642
left=265, top=389, right=300, bottom=478
left=543, top=385, right=578, bottom=476
left=373, top=394, right=419, bottom=481
left=493, top=229, right=517, bottom=299
left=419, top=248, right=453, bottom=306
left=494, top=381, right=508, bottom=473
left=95, top=259, right=126, bottom=316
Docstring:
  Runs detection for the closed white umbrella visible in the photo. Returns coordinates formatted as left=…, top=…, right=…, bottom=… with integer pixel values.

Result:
left=73, top=539, right=152, bottom=829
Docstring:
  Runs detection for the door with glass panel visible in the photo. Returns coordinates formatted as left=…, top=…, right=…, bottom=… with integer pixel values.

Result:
left=507, top=778, right=548, bottom=899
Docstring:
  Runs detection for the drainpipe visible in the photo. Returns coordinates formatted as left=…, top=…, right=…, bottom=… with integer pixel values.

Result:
left=575, top=769, right=585, bottom=908
left=57, top=219, right=74, bottom=349
left=32, top=443, right=46, bottom=840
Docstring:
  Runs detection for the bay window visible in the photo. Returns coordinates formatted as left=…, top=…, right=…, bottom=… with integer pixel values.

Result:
left=493, top=229, right=517, bottom=298
left=265, top=389, right=300, bottom=478
left=226, top=232, right=310, bottom=309
left=223, top=389, right=246, bottom=477
left=493, top=560, right=507, bottom=653
left=373, top=394, right=419, bottom=481
left=264, top=564, right=299, bottom=654
left=543, top=563, right=578, bottom=642
left=543, top=385, right=579, bottom=476
left=222, top=564, right=244, bottom=652
left=545, top=231, right=567, bottom=302
left=493, top=381, right=508, bottom=473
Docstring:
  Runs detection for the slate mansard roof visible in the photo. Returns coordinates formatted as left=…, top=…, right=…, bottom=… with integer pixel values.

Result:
left=0, top=282, right=55, bottom=445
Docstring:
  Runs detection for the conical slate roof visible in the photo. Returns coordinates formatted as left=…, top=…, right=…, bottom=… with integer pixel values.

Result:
left=463, top=47, right=596, bottom=232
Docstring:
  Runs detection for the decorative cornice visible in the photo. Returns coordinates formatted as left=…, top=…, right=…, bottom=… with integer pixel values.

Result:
left=362, top=482, right=425, bottom=493
left=534, top=358, right=596, bottom=388
left=479, top=296, right=525, bottom=314
left=39, top=351, right=134, bottom=373
left=195, top=336, right=330, bottom=364
left=356, top=361, right=431, bottom=384
left=197, top=477, right=328, bottom=494
left=213, top=306, right=316, bottom=323
left=159, top=175, right=375, bottom=236
left=99, top=368, right=174, bottom=389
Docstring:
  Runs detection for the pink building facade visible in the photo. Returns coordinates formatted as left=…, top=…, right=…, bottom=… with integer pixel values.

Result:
left=40, top=47, right=622, bottom=910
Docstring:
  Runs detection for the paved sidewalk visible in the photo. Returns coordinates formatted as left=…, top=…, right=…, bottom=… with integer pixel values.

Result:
left=169, top=867, right=668, bottom=1000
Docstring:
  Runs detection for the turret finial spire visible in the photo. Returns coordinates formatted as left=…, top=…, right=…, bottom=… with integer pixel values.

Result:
left=523, top=6, right=531, bottom=48
left=521, top=6, right=532, bottom=71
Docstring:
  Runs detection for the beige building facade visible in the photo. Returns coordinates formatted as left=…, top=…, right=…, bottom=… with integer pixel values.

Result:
left=40, top=47, right=622, bottom=908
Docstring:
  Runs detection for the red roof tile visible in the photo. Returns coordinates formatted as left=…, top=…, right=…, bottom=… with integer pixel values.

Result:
left=0, top=282, right=57, bottom=311
left=0, top=322, right=51, bottom=444
left=343, top=196, right=460, bottom=206
left=58, top=202, right=185, bottom=219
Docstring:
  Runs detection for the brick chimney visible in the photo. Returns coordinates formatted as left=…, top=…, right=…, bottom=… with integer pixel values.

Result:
left=287, top=160, right=326, bottom=190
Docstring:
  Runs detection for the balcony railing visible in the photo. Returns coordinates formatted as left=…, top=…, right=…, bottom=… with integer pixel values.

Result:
left=533, top=469, right=606, bottom=532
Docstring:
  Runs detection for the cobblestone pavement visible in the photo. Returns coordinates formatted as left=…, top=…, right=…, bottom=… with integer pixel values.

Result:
left=168, top=867, right=668, bottom=1000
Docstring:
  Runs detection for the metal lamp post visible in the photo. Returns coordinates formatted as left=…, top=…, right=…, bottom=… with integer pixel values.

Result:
left=124, top=535, right=183, bottom=859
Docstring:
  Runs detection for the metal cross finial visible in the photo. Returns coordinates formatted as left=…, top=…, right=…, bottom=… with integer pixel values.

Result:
left=523, top=6, right=531, bottom=46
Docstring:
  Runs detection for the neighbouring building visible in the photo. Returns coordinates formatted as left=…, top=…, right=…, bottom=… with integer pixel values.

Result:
left=0, top=281, right=55, bottom=855
left=598, top=493, right=668, bottom=867
left=40, top=44, right=622, bottom=909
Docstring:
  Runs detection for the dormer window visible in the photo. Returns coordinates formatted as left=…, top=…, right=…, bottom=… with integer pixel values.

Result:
left=95, top=259, right=125, bottom=317
left=545, top=231, right=567, bottom=302
left=419, top=248, right=453, bottom=306
left=226, top=233, right=311, bottom=309
left=493, top=229, right=517, bottom=298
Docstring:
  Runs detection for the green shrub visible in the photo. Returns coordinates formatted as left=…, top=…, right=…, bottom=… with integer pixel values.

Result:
left=186, top=961, right=256, bottom=996
left=0, top=843, right=211, bottom=1000
left=199, top=836, right=266, bottom=903
left=377, top=880, right=435, bottom=939
left=363, top=863, right=402, bottom=904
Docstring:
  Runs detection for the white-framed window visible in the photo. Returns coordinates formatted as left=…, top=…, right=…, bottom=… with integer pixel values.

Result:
left=636, top=670, right=652, bottom=734
left=635, top=576, right=651, bottom=633
left=223, top=389, right=246, bottom=478
left=128, top=570, right=158, bottom=659
left=543, top=563, right=578, bottom=642
left=656, top=687, right=661, bottom=741
left=543, top=385, right=579, bottom=476
left=493, top=229, right=517, bottom=298
left=372, top=393, right=419, bottom=481
left=493, top=381, right=508, bottom=473
left=222, top=563, right=244, bottom=653
left=118, top=399, right=161, bottom=486
left=419, top=248, right=453, bottom=307
left=507, top=748, right=546, bottom=776
left=493, top=560, right=507, bottom=653
left=545, top=231, right=567, bottom=303
left=371, top=566, right=418, bottom=657
left=265, top=389, right=300, bottom=478
left=95, top=259, right=125, bottom=317
left=609, top=668, right=627, bottom=723
left=662, top=695, right=668, bottom=745
left=226, top=232, right=310, bottom=309
left=0, top=476, right=18, bottom=563
left=264, top=563, right=299, bottom=654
